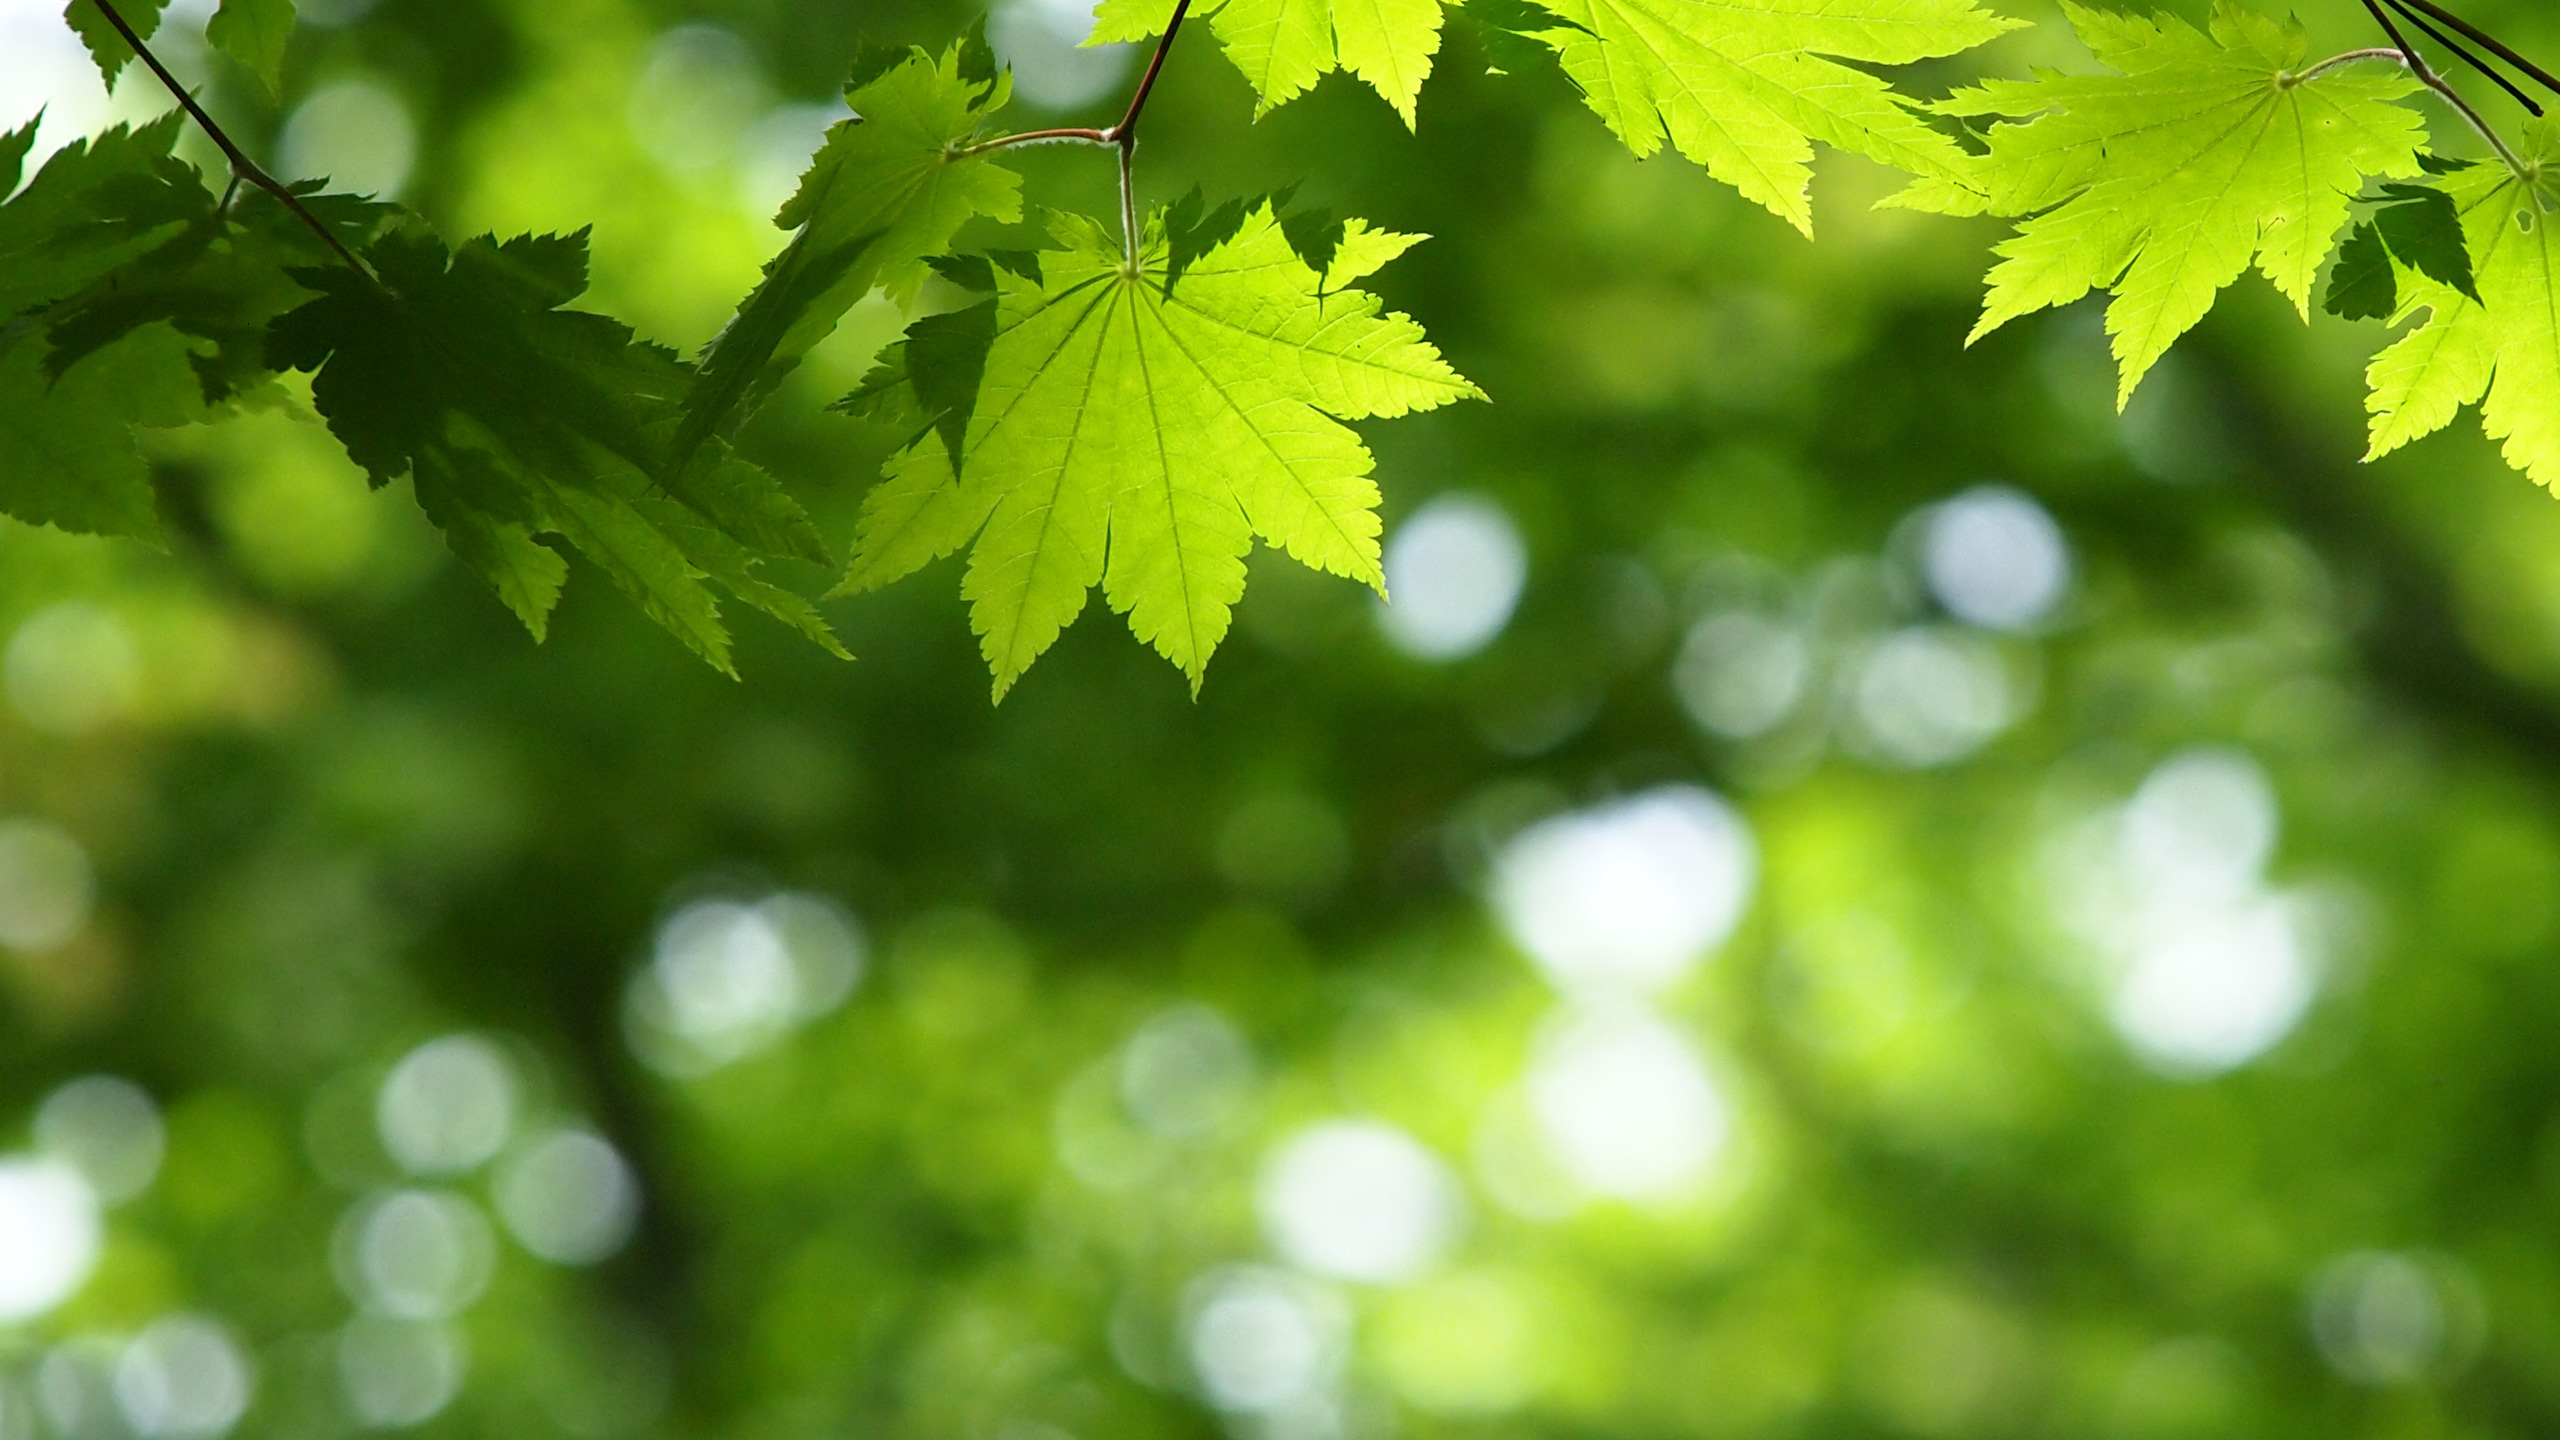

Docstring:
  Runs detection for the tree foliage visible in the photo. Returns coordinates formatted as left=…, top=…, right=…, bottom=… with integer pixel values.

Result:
left=7, top=0, right=2560, bottom=694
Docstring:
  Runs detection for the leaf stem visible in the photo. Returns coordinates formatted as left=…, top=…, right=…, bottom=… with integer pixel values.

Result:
left=2356, top=0, right=2530, bottom=178
left=945, top=0, right=1193, bottom=270
left=948, top=127, right=1115, bottom=157
left=2295, top=47, right=2420, bottom=84
left=85, top=0, right=379, bottom=281
left=1104, top=0, right=1192, bottom=269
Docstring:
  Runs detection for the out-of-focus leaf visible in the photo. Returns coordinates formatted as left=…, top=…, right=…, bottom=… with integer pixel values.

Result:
left=677, top=38, right=1023, bottom=465
left=268, top=229, right=841, bottom=667
left=0, top=321, right=212, bottom=543
left=206, top=0, right=297, bottom=95
left=0, top=115, right=205, bottom=321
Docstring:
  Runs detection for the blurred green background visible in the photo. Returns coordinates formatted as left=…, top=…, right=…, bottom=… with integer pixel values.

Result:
left=6, top=0, right=2560, bottom=1436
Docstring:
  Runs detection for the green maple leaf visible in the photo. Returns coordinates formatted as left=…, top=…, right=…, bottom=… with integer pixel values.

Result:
left=42, top=184, right=395, bottom=404
left=2324, top=219, right=2397, bottom=322
left=1098, top=0, right=2015, bottom=218
left=1536, top=0, right=2018, bottom=232
left=2323, top=182, right=2478, bottom=323
left=64, top=0, right=173, bottom=88
left=1894, top=2, right=2426, bottom=404
left=0, top=322, right=210, bottom=544
left=0, top=115, right=207, bottom=322
left=2363, top=131, right=2560, bottom=487
left=268, top=230, right=844, bottom=672
left=1094, top=0, right=1446, bottom=127
left=0, top=120, right=377, bottom=544
left=678, top=34, right=1023, bottom=464
left=837, top=204, right=1480, bottom=699
left=206, top=0, right=298, bottom=95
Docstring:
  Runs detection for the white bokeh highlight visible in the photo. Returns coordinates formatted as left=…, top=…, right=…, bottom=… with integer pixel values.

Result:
left=628, top=26, right=767, bottom=177
left=1377, top=494, right=1528, bottom=661
left=0, top=0, right=116, bottom=164
left=2309, top=1252, right=2480, bottom=1385
left=36, top=1075, right=164, bottom=1203
left=2051, top=748, right=2324, bottom=1077
left=1257, top=1121, right=1462, bottom=1284
left=377, top=1035, right=517, bottom=1177
left=0, top=1156, right=102, bottom=1322
left=6, top=604, right=141, bottom=736
left=1493, top=786, right=1756, bottom=995
left=1922, top=486, right=2071, bottom=632
left=2121, top=749, right=2278, bottom=904
left=335, top=1190, right=497, bottom=1320
left=277, top=79, right=416, bottom=200
left=1184, top=1266, right=1349, bottom=1414
left=988, top=0, right=1136, bottom=111
left=1842, top=627, right=2014, bottom=768
left=337, top=1317, right=464, bottom=1428
left=1674, top=611, right=1809, bottom=739
left=625, top=891, right=866, bottom=1074
left=1119, top=1005, right=1255, bottom=1141
left=493, top=1129, right=640, bottom=1265
left=1526, top=1005, right=1729, bottom=1200
left=114, top=1316, right=254, bottom=1440
left=736, top=103, right=838, bottom=219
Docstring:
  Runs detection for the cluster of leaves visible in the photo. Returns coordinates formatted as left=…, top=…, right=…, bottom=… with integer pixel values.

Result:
left=8, top=0, right=2560, bottom=696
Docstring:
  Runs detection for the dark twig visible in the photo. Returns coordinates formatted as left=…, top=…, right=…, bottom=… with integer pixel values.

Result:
left=2390, top=0, right=2560, bottom=103
left=2379, top=0, right=2541, bottom=117
left=945, top=0, right=1194, bottom=269
left=1107, top=0, right=1191, bottom=147
left=86, top=0, right=377, bottom=281
left=2356, top=0, right=2528, bottom=176
left=1105, top=0, right=1192, bottom=269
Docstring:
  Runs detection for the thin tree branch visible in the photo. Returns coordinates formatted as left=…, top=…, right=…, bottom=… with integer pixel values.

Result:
left=1103, top=0, right=1193, bottom=147
left=939, top=0, right=1191, bottom=270
left=1104, top=0, right=1193, bottom=271
left=85, top=0, right=377, bottom=281
left=2357, top=0, right=2529, bottom=177
left=2389, top=0, right=2560, bottom=103
left=2379, top=0, right=2541, bottom=117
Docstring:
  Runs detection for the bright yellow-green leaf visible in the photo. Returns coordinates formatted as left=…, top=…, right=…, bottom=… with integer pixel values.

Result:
left=1900, top=2, right=2426, bottom=405
left=838, top=205, right=1480, bottom=699
left=1101, top=0, right=2012, bottom=212
left=2365, top=133, right=2560, bottom=487
left=1535, top=0, right=2020, bottom=234
left=1095, top=0, right=1443, bottom=126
